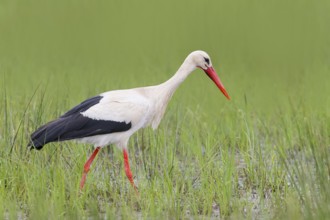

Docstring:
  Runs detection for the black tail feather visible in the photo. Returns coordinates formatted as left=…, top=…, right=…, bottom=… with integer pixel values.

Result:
left=27, top=114, right=132, bottom=150
left=27, top=120, right=61, bottom=150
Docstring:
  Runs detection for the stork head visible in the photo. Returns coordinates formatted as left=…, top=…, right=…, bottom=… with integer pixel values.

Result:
left=188, top=50, right=230, bottom=100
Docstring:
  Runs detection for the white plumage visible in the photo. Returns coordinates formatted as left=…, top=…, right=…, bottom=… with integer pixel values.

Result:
left=28, top=50, right=230, bottom=191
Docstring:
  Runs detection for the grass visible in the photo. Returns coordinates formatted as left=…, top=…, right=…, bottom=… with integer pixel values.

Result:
left=0, top=0, right=329, bottom=219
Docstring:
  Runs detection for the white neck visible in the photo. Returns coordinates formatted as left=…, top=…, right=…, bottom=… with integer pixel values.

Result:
left=159, top=57, right=197, bottom=95
left=148, top=57, right=197, bottom=129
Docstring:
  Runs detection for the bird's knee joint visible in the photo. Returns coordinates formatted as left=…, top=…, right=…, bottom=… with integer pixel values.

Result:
left=83, top=165, right=90, bottom=173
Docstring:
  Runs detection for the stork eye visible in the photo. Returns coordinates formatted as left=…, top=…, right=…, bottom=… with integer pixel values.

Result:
left=204, top=57, right=210, bottom=65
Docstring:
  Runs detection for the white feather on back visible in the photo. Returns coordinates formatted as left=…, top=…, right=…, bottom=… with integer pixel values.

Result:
left=82, top=89, right=153, bottom=129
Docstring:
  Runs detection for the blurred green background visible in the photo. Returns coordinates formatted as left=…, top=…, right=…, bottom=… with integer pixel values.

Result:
left=0, top=0, right=329, bottom=115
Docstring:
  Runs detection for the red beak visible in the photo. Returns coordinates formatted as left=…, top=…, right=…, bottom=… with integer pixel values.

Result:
left=204, top=67, right=230, bottom=100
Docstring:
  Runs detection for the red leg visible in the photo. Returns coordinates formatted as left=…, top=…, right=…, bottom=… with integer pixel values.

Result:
left=80, top=147, right=101, bottom=190
left=123, top=149, right=138, bottom=192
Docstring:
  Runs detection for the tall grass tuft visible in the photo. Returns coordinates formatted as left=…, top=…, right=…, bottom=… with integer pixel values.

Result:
left=278, top=107, right=330, bottom=219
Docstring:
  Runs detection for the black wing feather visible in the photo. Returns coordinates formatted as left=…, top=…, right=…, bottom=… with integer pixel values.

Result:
left=28, top=95, right=131, bottom=150
left=61, top=95, right=103, bottom=118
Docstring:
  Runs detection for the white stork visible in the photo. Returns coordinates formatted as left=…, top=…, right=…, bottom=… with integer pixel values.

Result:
left=28, top=50, right=230, bottom=191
